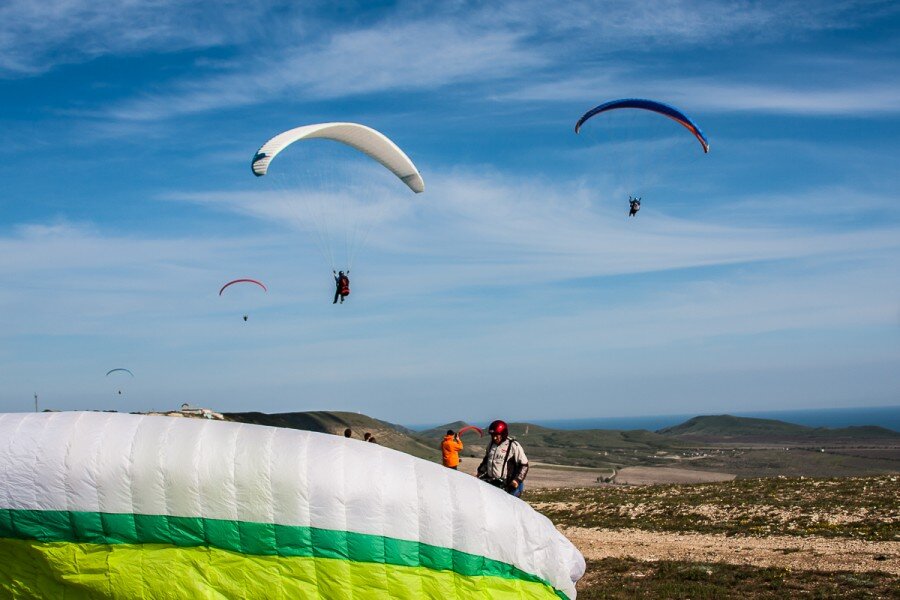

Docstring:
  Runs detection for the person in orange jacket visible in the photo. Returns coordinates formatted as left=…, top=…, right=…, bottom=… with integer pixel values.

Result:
left=441, top=430, right=464, bottom=469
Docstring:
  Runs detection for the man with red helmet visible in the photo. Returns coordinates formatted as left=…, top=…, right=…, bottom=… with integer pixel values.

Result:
left=477, top=420, right=529, bottom=497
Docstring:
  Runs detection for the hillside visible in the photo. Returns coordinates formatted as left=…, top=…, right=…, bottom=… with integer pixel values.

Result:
left=225, top=411, right=436, bottom=461
left=417, top=421, right=693, bottom=470
left=220, top=411, right=900, bottom=477
left=659, top=414, right=900, bottom=442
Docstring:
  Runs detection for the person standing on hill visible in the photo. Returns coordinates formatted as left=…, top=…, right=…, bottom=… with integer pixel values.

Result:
left=477, top=420, right=529, bottom=497
left=343, top=428, right=352, bottom=438
left=441, top=430, right=464, bottom=470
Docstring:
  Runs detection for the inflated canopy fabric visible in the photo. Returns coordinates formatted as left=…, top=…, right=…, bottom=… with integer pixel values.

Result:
left=0, top=412, right=584, bottom=599
left=575, top=98, right=710, bottom=153
left=251, top=122, right=426, bottom=194
left=105, top=368, right=134, bottom=377
left=218, top=278, right=268, bottom=296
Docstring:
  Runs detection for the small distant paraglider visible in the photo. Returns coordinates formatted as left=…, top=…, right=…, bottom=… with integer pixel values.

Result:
left=105, top=368, right=134, bottom=396
left=219, top=279, right=267, bottom=321
left=457, top=425, right=484, bottom=437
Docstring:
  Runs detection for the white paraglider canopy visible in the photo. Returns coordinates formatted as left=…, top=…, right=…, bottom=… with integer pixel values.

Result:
left=251, top=122, right=425, bottom=272
left=252, top=122, right=425, bottom=193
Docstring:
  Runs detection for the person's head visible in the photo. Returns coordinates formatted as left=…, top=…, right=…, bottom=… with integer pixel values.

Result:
left=339, top=271, right=344, bottom=276
left=488, top=420, right=508, bottom=443
left=446, top=430, right=455, bottom=436
left=363, top=432, right=371, bottom=441
left=368, top=436, right=376, bottom=443
left=344, top=428, right=352, bottom=438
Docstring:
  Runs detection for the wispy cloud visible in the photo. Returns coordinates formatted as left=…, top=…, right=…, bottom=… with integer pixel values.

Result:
left=104, top=18, right=544, bottom=121
left=166, top=168, right=900, bottom=289
left=84, top=1, right=894, bottom=121
left=2, top=180, right=898, bottom=417
left=682, top=80, right=900, bottom=115
left=501, top=72, right=900, bottom=115
left=0, top=0, right=287, bottom=76
left=487, top=0, right=895, bottom=46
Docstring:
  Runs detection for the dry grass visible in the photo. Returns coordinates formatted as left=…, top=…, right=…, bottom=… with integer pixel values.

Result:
left=576, top=558, right=899, bottom=599
left=529, top=475, right=900, bottom=540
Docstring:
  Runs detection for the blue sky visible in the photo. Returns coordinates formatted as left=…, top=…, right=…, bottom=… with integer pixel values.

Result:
left=1, top=0, right=898, bottom=425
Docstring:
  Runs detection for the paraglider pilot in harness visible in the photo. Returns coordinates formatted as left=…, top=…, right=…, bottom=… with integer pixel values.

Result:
left=628, top=196, right=641, bottom=217
left=477, top=420, right=529, bottom=497
left=333, top=270, right=350, bottom=304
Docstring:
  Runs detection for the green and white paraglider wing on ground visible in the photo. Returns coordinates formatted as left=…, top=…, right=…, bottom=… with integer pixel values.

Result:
left=0, top=412, right=585, bottom=599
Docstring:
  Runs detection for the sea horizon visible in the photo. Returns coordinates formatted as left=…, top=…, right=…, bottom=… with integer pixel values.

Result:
left=409, top=405, right=900, bottom=433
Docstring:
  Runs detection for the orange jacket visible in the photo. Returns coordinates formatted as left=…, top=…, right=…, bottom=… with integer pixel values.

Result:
left=441, top=435, right=464, bottom=467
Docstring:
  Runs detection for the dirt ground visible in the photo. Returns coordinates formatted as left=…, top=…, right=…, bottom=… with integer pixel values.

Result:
left=466, top=463, right=736, bottom=488
left=462, top=462, right=899, bottom=579
left=563, top=527, right=900, bottom=575
left=613, top=466, right=736, bottom=485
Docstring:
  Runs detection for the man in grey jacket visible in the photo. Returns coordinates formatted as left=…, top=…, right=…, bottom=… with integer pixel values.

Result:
left=477, top=420, right=529, bottom=497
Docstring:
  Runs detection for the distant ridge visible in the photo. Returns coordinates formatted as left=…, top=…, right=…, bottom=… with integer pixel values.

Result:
left=225, top=411, right=435, bottom=460
left=217, top=411, right=899, bottom=477
left=659, top=415, right=900, bottom=441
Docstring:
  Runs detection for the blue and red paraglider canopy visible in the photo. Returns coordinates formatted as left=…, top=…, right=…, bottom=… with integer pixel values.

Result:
left=575, top=98, right=709, bottom=153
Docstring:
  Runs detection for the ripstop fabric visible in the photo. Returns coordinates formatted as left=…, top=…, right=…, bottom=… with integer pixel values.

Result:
left=0, top=412, right=584, bottom=599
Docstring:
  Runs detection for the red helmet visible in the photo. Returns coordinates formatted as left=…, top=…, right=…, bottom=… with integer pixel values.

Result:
left=488, top=420, right=508, bottom=440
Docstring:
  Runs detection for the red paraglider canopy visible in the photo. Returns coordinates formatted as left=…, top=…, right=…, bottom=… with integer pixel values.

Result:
left=219, top=279, right=268, bottom=296
left=457, top=425, right=483, bottom=437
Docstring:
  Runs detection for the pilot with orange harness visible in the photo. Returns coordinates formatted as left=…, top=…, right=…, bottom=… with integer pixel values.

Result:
left=333, top=270, right=350, bottom=304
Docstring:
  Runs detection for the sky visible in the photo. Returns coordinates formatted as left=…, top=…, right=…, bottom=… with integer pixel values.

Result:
left=1, top=0, right=898, bottom=425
